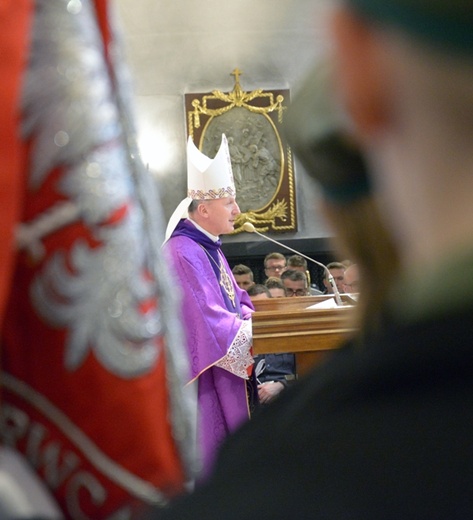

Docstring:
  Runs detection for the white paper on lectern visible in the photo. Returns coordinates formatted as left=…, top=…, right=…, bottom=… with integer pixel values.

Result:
left=306, top=298, right=338, bottom=309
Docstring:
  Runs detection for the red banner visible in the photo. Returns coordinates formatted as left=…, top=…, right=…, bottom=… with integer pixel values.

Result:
left=1, top=1, right=194, bottom=518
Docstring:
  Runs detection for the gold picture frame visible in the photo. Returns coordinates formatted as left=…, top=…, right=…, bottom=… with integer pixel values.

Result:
left=185, top=69, right=297, bottom=234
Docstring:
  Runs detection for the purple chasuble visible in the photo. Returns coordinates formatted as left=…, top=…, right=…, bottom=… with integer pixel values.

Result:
left=164, top=219, right=254, bottom=480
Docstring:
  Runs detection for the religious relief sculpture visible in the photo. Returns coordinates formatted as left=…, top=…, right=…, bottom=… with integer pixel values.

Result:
left=185, top=70, right=297, bottom=233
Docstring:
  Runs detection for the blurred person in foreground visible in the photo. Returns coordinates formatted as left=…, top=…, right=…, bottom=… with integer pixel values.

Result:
left=143, top=0, right=473, bottom=517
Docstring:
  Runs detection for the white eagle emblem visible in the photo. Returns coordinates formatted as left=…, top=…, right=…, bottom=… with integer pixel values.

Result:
left=18, top=0, right=165, bottom=378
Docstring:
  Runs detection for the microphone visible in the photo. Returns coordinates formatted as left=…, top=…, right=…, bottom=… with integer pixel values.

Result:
left=243, top=222, right=343, bottom=306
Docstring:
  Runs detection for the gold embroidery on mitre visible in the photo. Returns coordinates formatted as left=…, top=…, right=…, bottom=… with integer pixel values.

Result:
left=188, top=186, right=236, bottom=200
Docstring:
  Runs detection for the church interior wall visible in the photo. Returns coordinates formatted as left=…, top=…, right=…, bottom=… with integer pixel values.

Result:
left=115, top=0, right=337, bottom=272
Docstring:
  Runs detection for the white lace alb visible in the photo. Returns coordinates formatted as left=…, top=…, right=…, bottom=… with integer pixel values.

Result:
left=215, top=320, right=253, bottom=379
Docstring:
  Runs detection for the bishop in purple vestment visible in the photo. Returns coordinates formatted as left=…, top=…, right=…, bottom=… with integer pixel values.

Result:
left=163, top=135, right=255, bottom=481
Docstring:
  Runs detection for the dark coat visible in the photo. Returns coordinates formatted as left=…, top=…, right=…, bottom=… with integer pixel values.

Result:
left=147, top=303, right=473, bottom=519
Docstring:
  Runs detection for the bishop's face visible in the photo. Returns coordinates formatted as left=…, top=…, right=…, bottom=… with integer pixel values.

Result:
left=203, top=196, right=240, bottom=236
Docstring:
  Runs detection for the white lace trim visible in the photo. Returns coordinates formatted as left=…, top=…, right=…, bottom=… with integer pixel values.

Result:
left=215, top=320, right=253, bottom=379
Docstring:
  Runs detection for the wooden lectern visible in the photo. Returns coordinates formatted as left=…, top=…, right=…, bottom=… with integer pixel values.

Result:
left=252, top=295, right=356, bottom=376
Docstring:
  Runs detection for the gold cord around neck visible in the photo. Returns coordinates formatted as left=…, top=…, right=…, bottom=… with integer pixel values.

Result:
left=200, top=246, right=236, bottom=308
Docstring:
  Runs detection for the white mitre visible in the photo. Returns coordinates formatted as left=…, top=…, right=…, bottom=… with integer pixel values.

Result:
left=164, top=134, right=236, bottom=242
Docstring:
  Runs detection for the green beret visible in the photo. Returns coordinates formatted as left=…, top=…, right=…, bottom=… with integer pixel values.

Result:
left=347, top=0, right=473, bottom=54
